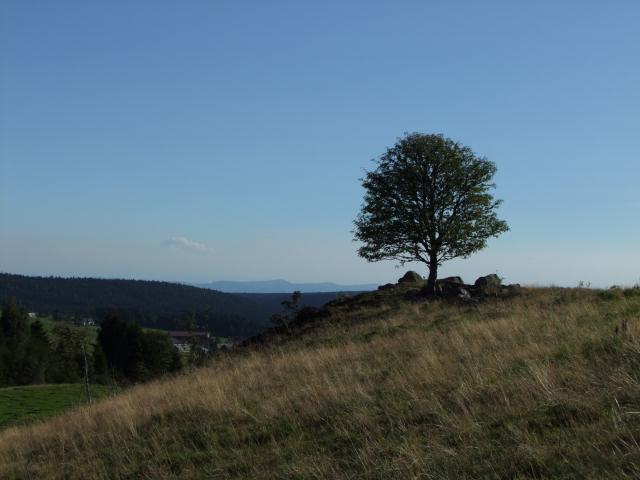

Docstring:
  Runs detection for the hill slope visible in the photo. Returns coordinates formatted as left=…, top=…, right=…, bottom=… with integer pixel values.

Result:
left=1, top=286, right=639, bottom=479
left=239, top=291, right=359, bottom=314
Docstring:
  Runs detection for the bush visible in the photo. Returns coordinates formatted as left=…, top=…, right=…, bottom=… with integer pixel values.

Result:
left=97, top=314, right=181, bottom=382
left=623, top=287, right=640, bottom=298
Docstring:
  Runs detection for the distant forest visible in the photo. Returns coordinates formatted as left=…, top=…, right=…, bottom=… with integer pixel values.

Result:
left=0, top=274, right=270, bottom=338
left=0, top=274, right=358, bottom=338
left=0, top=298, right=184, bottom=388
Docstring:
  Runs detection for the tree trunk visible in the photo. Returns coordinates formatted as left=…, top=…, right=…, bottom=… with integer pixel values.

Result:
left=424, top=257, right=438, bottom=296
left=81, top=343, right=92, bottom=404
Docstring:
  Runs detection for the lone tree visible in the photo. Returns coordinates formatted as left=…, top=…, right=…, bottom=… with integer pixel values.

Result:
left=271, top=291, right=302, bottom=330
left=354, top=133, right=509, bottom=295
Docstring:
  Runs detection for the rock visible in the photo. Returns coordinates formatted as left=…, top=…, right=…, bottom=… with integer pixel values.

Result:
left=378, top=283, right=395, bottom=291
left=474, top=274, right=502, bottom=295
left=457, top=287, right=471, bottom=300
left=474, top=274, right=501, bottom=288
left=436, top=276, right=466, bottom=296
left=398, top=271, right=423, bottom=284
left=438, top=276, right=464, bottom=285
left=501, top=284, right=521, bottom=296
left=432, top=276, right=473, bottom=299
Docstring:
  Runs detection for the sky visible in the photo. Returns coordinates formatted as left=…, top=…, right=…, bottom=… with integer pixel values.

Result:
left=1, top=1, right=639, bottom=287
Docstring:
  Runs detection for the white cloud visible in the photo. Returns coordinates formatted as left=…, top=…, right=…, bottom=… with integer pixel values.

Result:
left=164, top=236, right=213, bottom=255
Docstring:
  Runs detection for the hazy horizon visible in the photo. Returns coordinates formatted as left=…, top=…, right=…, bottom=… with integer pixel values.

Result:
left=1, top=1, right=639, bottom=288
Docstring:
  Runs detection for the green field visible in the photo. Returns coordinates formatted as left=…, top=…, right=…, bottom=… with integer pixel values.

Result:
left=29, top=315, right=99, bottom=341
left=0, top=384, right=114, bottom=429
left=30, top=316, right=170, bottom=347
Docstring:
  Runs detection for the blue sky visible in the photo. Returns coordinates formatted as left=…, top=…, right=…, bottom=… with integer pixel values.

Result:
left=1, top=1, right=638, bottom=287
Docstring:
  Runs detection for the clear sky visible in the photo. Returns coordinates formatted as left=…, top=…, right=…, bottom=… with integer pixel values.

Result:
left=1, top=1, right=638, bottom=287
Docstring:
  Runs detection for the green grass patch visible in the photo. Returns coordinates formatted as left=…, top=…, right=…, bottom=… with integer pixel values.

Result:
left=31, top=316, right=170, bottom=347
left=0, top=384, right=113, bottom=429
left=29, top=316, right=99, bottom=344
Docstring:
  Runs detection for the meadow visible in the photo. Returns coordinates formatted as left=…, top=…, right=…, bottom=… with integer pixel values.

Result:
left=0, top=286, right=639, bottom=479
left=0, top=384, right=113, bottom=430
left=29, top=316, right=99, bottom=343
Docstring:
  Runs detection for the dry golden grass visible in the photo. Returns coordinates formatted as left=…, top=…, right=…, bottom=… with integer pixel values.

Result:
left=1, top=287, right=640, bottom=479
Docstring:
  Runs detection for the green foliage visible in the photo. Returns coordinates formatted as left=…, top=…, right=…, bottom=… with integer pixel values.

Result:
left=597, top=290, right=620, bottom=301
left=142, top=330, right=183, bottom=375
left=47, top=324, right=91, bottom=384
left=270, top=291, right=302, bottom=329
left=0, top=299, right=181, bottom=388
left=354, top=133, right=508, bottom=292
left=0, top=299, right=54, bottom=386
left=0, top=298, right=29, bottom=344
left=623, top=287, right=640, bottom=298
left=97, top=313, right=182, bottom=382
left=185, top=334, right=217, bottom=367
left=92, top=343, right=109, bottom=383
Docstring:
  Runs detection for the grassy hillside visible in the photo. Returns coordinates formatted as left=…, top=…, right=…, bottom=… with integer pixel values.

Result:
left=1, top=286, right=639, bottom=479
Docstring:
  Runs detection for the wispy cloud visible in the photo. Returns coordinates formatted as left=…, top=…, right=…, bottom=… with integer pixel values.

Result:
left=164, top=236, right=213, bottom=255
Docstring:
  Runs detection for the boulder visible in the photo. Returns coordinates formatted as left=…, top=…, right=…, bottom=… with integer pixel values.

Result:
left=398, top=271, right=423, bottom=284
left=474, top=274, right=502, bottom=295
left=436, top=283, right=471, bottom=299
left=502, top=283, right=521, bottom=296
left=436, top=276, right=466, bottom=295
left=474, top=274, right=501, bottom=288
left=457, top=287, right=472, bottom=300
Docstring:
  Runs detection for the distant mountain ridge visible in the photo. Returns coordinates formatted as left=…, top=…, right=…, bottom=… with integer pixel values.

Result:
left=196, top=279, right=378, bottom=293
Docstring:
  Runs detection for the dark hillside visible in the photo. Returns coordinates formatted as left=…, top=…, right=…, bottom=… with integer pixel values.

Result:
left=0, top=274, right=360, bottom=338
left=0, top=273, right=271, bottom=338
left=239, top=291, right=360, bottom=314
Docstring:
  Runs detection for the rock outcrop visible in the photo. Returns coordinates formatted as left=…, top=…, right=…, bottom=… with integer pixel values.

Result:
left=474, top=274, right=502, bottom=295
left=435, top=276, right=468, bottom=298
left=501, top=283, right=521, bottom=296
left=398, top=271, right=423, bottom=284
left=382, top=272, right=521, bottom=301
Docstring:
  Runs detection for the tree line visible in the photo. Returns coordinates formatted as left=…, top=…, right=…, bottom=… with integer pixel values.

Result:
left=0, top=298, right=182, bottom=388
left=0, top=273, right=270, bottom=337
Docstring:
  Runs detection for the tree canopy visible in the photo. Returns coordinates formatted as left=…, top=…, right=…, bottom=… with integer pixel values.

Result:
left=0, top=299, right=182, bottom=388
left=354, top=133, right=509, bottom=294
